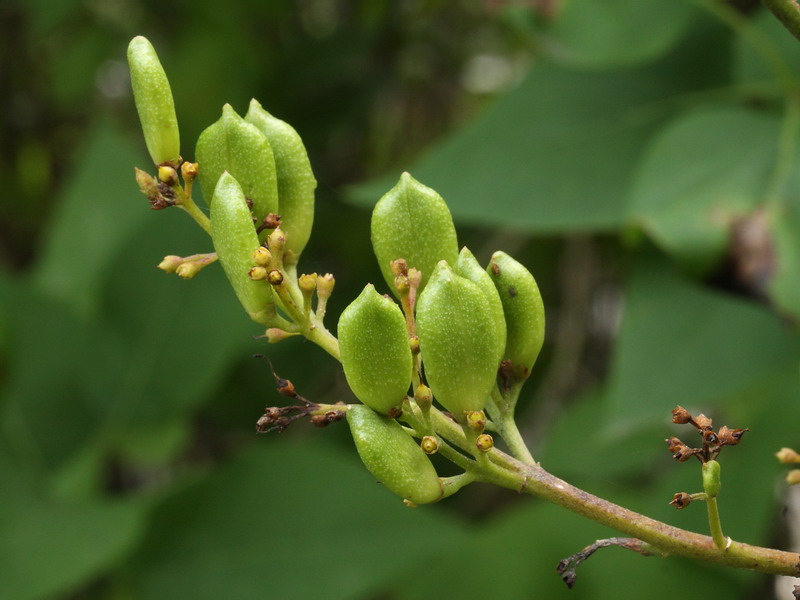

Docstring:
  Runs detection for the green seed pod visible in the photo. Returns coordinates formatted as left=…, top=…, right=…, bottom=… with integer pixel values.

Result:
left=338, top=284, right=412, bottom=415
left=454, top=247, right=506, bottom=361
left=210, top=172, right=274, bottom=323
left=702, top=459, right=721, bottom=498
left=245, top=99, right=316, bottom=263
left=416, top=261, right=501, bottom=415
left=196, top=104, right=279, bottom=234
left=371, top=173, right=458, bottom=296
left=347, top=405, right=443, bottom=504
left=487, top=251, right=545, bottom=381
left=127, top=36, right=181, bottom=167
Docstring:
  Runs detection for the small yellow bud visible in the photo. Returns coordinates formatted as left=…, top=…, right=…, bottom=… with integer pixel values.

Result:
left=158, top=165, right=179, bottom=186
left=158, top=255, right=183, bottom=273
left=466, top=410, right=486, bottom=432
left=181, top=161, right=199, bottom=182
left=316, top=273, right=335, bottom=300
left=787, top=469, right=800, bottom=485
left=268, top=227, right=286, bottom=256
left=252, top=246, right=272, bottom=267
left=476, top=433, right=494, bottom=452
left=267, top=269, right=284, bottom=285
left=248, top=266, right=268, bottom=281
left=176, top=262, right=203, bottom=279
left=776, top=447, right=800, bottom=464
left=299, top=273, right=318, bottom=294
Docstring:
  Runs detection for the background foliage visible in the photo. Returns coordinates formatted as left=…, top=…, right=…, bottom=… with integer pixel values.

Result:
left=1, top=1, right=800, bottom=598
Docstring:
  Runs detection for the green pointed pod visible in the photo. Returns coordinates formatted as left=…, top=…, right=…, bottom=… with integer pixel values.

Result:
left=338, top=285, right=412, bottom=415
left=487, top=251, right=545, bottom=381
left=702, top=459, right=721, bottom=498
left=245, top=99, right=316, bottom=263
left=454, top=247, right=506, bottom=361
left=347, top=405, right=443, bottom=504
left=416, top=261, right=501, bottom=415
left=196, top=104, right=279, bottom=232
left=371, top=173, right=458, bottom=295
left=127, top=36, right=181, bottom=167
left=211, top=172, right=274, bottom=323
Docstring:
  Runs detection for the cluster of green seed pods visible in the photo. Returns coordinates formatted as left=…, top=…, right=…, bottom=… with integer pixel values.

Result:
left=337, top=171, right=547, bottom=503
left=127, top=36, right=317, bottom=324
left=129, top=35, right=547, bottom=507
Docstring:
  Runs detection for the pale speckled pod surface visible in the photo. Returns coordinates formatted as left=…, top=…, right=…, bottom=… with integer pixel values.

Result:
left=370, top=173, right=459, bottom=296
left=245, top=99, right=316, bottom=260
left=196, top=104, right=279, bottom=234
left=347, top=405, right=443, bottom=504
left=338, top=284, right=412, bottom=415
left=127, top=36, right=181, bottom=167
left=210, top=172, right=273, bottom=321
left=416, top=261, right=500, bottom=414
left=487, top=251, right=545, bottom=378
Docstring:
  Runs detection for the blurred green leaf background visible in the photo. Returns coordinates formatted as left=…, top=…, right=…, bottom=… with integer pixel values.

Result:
left=2, top=1, right=800, bottom=598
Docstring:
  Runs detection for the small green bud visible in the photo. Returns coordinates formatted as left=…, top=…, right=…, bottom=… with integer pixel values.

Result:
left=487, top=251, right=545, bottom=381
left=414, top=384, right=433, bottom=409
left=347, top=405, right=443, bottom=504
left=420, top=436, right=439, bottom=455
left=454, top=247, right=506, bottom=362
left=196, top=104, right=279, bottom=233
left=416, top=261, right=501, bottom=415
left=371, top=173, right=459, bottom=296
left=245, top=99, right=316, bottom=263
left=702, top=459, right=721, bottom=498
left=298, top=272, right=318, bottom=294
left=127, top=36, right=181, bottom=167
left=210, top=172, right=274, bottom=323
left=338, top=284, right=412, bottom=415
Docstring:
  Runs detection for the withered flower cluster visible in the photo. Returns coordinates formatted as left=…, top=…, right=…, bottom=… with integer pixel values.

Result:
left=665, top=405, right=748, bottom=464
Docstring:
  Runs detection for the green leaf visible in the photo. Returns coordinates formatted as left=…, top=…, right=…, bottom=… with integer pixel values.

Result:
left=543, top=0, right=698, bottom=68
left=32, top=121, right=150, bottom=318
left=127, top=441, right=463, bottom=600
left=769, top=199, right=800, bottom=320
left=606, top=255, right=800, bottom=432
left=627, top=106, right=782, bottom=272
left=733, top=7, right=800, bottom=86
left=348, top=55, right=723, bottom=232
left=0, top=451, right=145, bottom=600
